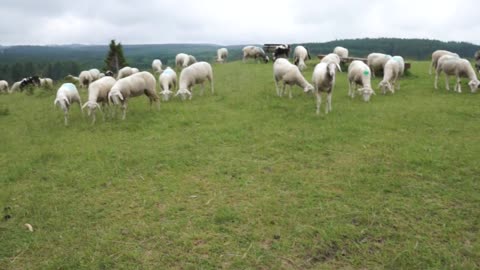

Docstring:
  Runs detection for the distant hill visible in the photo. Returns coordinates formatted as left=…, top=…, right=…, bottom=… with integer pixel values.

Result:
left=0, top=38, right=479, bottom=83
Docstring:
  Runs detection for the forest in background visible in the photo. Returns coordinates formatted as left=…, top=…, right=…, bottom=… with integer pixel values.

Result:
left=0, top=38, right=479, bottom=83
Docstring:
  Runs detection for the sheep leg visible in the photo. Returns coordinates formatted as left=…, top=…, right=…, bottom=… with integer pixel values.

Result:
left=434, top=71, right=439, bottom=90
left=316, top=91, right=321, bottom=115
left=209, top=77, right=214, bottom=94
left=445, top=75, right=450, bottom=91
left=274, top=77, right=281, bottom=96
left=63, top=109, right=68, bottom=126
left=288, top=85, right=293, bottom=99
left=327, top=91, right=332, bottom=113
left=200, top=83, right=205, bottom=96
left=456, top=77, right=462, bottom=93
left=121, top=101, right=127, bottom=120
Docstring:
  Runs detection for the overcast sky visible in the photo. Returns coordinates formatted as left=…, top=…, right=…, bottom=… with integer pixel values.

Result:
left=1, top=0, right=478, bottom=46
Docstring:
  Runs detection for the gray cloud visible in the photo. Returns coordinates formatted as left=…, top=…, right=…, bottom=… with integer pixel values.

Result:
left=0, top=0, right=479, bottom=45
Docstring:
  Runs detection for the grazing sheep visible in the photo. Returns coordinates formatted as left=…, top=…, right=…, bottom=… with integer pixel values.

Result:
left=54, top=83, right=83, bottom=125
left=293, top=46, right=311, bottom=71
left=117, top=66, right=139, bottom=79
left=333, top=46, right=349, bottom=58
left=273, top=44, right=291, bottom=60
left=242, top=46, right=269, bottom=63
left=65, top=75, right=80, bottom=85
left=176, top=62, right=214, bottom=100
left=430, top=50, right=459, bottom=75
left=40, top=78, right=54, bottom=89
left=273, top=58, right=314, bottom=98
left=88, top=69, right=101, bottom=81
left=379, top=59, right=401, bottom=95
left=82, top=76, right=116, bottom=124
left=435, top=56, right=480, bottom=93
left=216, top=48, right=229, bottom=63
left=10, top=82, right=21, bottom=93
left=188, top=55, right=197, bottom=65
left=19, top=76, right=41, bottom=90
left=0, top=80, right=9, bottom=93
left=79, top=71, right=93, bottom=88
left=367, top=53, right=392, bottom=78
left=159, top=67, right=177, bottom=101
left=152, top=59, right=163, bottom=73
left=311, top=61, right=341, bottom=114
left=348, top=60, right=375, bottom=102
left=108, top=71, right=160, bottom=120
left=175, top=53, right=190, bottom=69
left=320, top=53, right=342, bottom=70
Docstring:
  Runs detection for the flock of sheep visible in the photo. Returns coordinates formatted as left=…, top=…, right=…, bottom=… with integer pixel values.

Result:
left=1, top=45, right=479, bottom=124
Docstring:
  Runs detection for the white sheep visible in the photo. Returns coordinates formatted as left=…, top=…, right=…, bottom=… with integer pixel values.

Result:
left=435, top=56, right=480, bottom=93
left=108, top=71, right=160, bottom=120
left=430, top=50, right=459, bottom=75
left=0, top=80, right=9, bottom=93
left=40, top=78, right=54, bottom=89
left=54, top=83, right=83, bottom=125
left=159, top=67, right=177, bottom=101
left=378, top=59, right=401, bottom=95
left=88, top=69, right=101, bottom=81
left=242, top=46, right=269, bottom=63
left=293, top=46, right=311, bottom=71
left=367, top=53, right=392, bottom=78
left=348, top=60, right=375, bottom=102
left=175, top=53, right=190, bottom=69
left=216, top=48, right=228, bottom=63
left=311, top=61, right=341, bottom=114
left=79, top=70, right=93, bottom=88
left=273, top=58, right=314, bottom=98
left=82, top=76, right=116, bottom=124
left=9, top=81, right=21, bottom=93
left=392, top=56, right=405, bottom=76
left=152, top=59, right=163, bottom=73
left=176, top=62, right=214, bottom=100
left=320, top=53, right=342, bottom=70
left=333, top=46, right=349, bottom=58
left=117, top=66, right=139, bottom=79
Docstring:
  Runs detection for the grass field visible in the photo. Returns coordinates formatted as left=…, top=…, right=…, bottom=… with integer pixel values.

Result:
left=1, top=61, right=479, bottom=269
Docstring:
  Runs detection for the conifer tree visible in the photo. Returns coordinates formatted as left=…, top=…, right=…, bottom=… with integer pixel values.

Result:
left=104, top=40, right=128, bottom=72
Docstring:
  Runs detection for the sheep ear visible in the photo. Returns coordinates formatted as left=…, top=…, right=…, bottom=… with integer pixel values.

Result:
left=82, top=102, right=89, bottom=109
left=95, top=103, right=102, bottom=112
left=54, top=98, right=59, bottom=107
left=64, top=97, right=70, bottom=105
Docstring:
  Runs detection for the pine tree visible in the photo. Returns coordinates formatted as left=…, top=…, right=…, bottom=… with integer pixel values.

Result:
left=104, top=40, right=128, bottom=73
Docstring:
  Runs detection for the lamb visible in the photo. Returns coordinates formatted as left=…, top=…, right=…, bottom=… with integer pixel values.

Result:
left=367, top=53, right=392, bottom=78
left=0, top=80, right=9, bottom=93
left=82, top=76, right=116, bottom=124
left=242, top=46, right=269, bottom=63
left=348, top=60, right=375, bottom=102
left=333, top=46, right=348, bottom=58
left=293, top=46, right=311, bottom=71
left=117, top=66, right=139, bottom=79
left=320, top=53, right=342, bottom=70
left=54, top=83, right=83, bottom=125
left=79, top=70, right=93, bottom=88
left=311, top=61, right=341, bottom=114
left=378, top=59, right=401, bottom=95
left=40, top=78, right=54, bottom=89
left=159, top=67, right=177, bottom=101
left=216, top=48, right=228, bottom=63
left=273, top=58, right=314, bottom=98
left=152, top=59, right=163, bottom=73
left=430, top=50, right=459, bottom=75
left=435, top=56, right=480, bottom=93
left=175, top=62, right=214, bottom=100
left=108, top=71, right=160, bottom=120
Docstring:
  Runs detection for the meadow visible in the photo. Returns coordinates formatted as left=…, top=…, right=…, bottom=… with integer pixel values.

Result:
left=1, top=60, right=479, bottom=269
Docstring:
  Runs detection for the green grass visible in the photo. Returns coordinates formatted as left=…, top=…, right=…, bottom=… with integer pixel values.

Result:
left=1, top=61, right=479, bottom=269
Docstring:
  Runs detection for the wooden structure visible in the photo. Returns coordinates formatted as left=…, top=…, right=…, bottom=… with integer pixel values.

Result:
left=317, top=54, right=411, bottom=71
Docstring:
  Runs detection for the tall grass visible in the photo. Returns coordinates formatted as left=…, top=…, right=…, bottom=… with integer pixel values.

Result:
left=1, top=61, right=479, bottom=269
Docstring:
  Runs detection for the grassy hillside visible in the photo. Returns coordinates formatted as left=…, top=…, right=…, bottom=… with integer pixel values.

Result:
left=0, top=61, right=479, bottom=269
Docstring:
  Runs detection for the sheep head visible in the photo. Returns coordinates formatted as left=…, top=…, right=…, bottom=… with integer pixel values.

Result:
left=304, top=83, right=314, bottom=93
left=378, top=81, right=393, bottom=94
left=160, top=90, right=173, bottom=101
left=358, top=88, right=375, bottom=102
left=175, top=89, right=192, bottom=101
left=82, top=101, right=102, bottom=116
left=468, top=79, right=480, bottom=93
